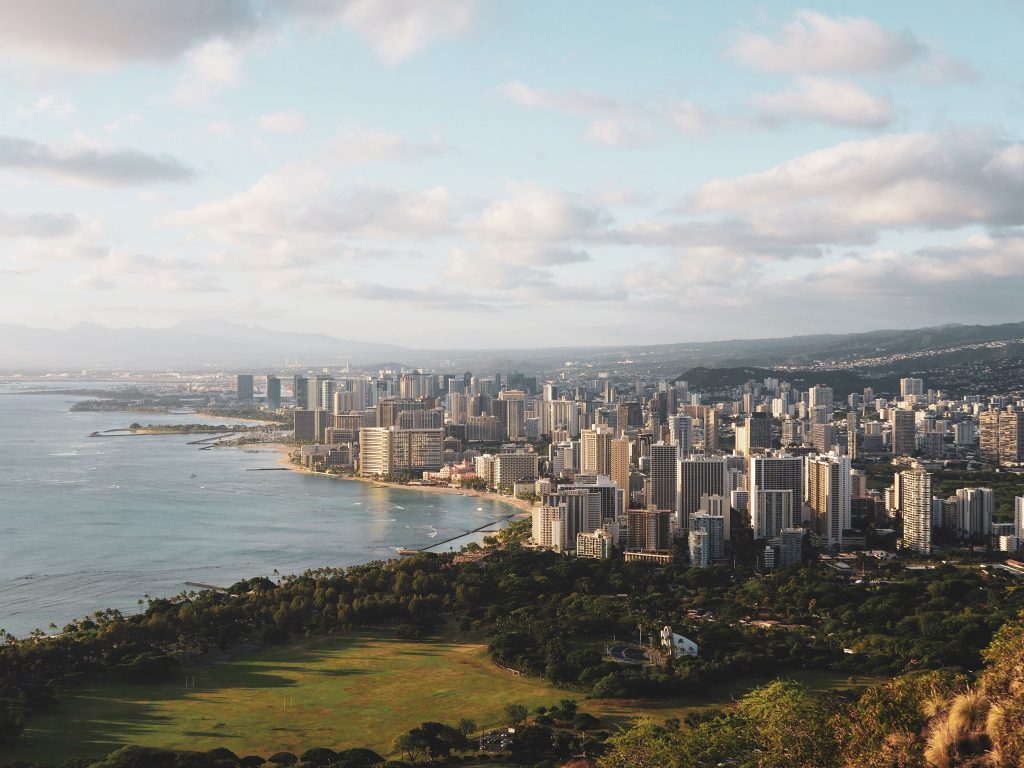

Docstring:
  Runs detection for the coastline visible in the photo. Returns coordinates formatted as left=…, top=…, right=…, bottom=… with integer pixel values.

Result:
left=265, top=443, right=535, bottom=517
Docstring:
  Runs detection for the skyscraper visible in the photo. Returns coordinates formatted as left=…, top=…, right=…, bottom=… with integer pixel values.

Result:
left=647, top=442, right=679, bottom=513
left=678, top=456, right=729, bottom=529
left=900, top=468, right=932, bottom=555
left=749, top=454, right=804, bottom=539
left=236, top=374, right=254, bottom=402
left=980, top=410, right=1001, bottom=465
left=627, top=508, right=671, bottom=552
left=581, top=425, right=613, bottom=476
left=890, top=409, right=916, bottom=457
left=736, top=413, right=772, bottom=455
left=611, top=436, right=632, bottom=508
left=900, top=378, right=924, bottom=398
left=1015, top=496, right=1024, bottom=541
left=668, top=414, right=694, bottom=453
left=689, top=528, right=710, bottom=568
left=704, top=408, right=719, bottom=452
left=293, top=375, right=309, bottom=409
left=999, top=411, right=1024, bottom=466
left=265, top=375, right=281, bottom=409
left=690, top=511, right=725, bottom=561
left=956, top=488, right=994, bottom=541
left=805, top=453, right=851, bottom=550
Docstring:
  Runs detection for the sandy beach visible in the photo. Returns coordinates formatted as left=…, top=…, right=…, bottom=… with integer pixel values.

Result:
left=265, top=443, right=536, bottom=516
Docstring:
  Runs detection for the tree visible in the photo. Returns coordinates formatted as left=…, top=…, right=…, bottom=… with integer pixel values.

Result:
left=393, top=722, right=469, bottom=762
left=456, top=717, right=477, bottom=737
left=598, top=721, right=682, bottom=768
left=505, top=702, right=529, bottom=725
left=0, top=705, right=24, bottom=744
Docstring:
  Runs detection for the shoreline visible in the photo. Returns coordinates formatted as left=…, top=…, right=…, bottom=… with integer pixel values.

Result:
left=265, top=443, right=535, bottom=517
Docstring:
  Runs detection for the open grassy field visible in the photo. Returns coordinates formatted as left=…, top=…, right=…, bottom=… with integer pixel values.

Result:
left=3, top=630, right=879, bottom=765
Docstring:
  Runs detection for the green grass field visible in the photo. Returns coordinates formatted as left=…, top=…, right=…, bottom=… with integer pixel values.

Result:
left=3, top=631, right=878, bottom=765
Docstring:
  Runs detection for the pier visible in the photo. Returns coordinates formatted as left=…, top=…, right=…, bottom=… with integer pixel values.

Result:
left=415, top=514, right=516, bottom=553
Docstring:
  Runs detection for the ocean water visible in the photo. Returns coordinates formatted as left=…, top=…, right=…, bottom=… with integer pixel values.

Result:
left=0, top=382, right=509, bottom=637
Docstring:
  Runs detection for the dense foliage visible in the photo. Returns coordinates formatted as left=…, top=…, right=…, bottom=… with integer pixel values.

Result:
left=2, top=546, right=1023, bottom=765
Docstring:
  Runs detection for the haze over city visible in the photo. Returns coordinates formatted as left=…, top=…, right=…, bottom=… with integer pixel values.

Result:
left=1, top=1, right=1023, bottom=347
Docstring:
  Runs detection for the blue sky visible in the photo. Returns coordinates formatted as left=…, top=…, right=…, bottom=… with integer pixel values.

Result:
left=0, top=1, right=1022, bottom=347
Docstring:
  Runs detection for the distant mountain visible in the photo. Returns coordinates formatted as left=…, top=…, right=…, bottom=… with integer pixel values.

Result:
left=0, top=319, right=1021, bottom=374
left=0, top=320, right=413, bottom=371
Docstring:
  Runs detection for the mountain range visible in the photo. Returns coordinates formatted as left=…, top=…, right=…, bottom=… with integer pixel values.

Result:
left=0, top=319, right=1022, bottom=373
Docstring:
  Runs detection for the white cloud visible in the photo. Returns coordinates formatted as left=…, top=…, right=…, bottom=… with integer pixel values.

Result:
left=501, top=80, right=621, bottom=116
left=0, top=210, right=81, bottom=238
left=173, top=163, right=452, bottom=244
left=667, top=101, right=717, bottom=136
left=0, top=134, right=194, bottom=186
left=755, top=76, right=894, bottom=129
left=478, top=182, right=612, bottom=240
left=728, top=9, right=922, bottom=74
left=173, top=38, right=244, bottom=103
left=257, top=109, right=309, bottom=134
left=0, top=1, right=261, bottom=68
left=329, top=0, right=479, bottom=65
left=690, top=130, right=1024, bottom=234
left=14, top=95, right=76, bottom=120
left=207, top=119, right=235, bottom=137
left=324, top=131, right=445, bottom=164
left=71, top=273, right=116, bottom=291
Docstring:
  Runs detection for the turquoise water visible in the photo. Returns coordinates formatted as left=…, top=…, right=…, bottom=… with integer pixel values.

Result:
left=0, top=383, right=508, bottom=637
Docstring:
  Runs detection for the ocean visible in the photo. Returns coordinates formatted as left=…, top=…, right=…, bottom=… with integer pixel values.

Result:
left=0, top=382, right=509, bottom=637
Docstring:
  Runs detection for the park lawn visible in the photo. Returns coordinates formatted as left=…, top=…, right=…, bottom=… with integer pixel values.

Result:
left=4, top=630, right=878, bottom=766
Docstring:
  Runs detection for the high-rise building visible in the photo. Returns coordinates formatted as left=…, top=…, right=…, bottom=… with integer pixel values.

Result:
left=956, top=488, right=994, bottom=541
left=668, top=414, right=694, bottom=453
left=293, top=375, right=309, bottom=409
left=980, top=410, right=1002, bottom=465
left=265, top=375, right=281, bottom=409
left=581, top=425, right=613, bottom=476
left=689, top=528, right=710, bottom=568
left=1000, top=411, right=1024, bottom=466
left=754, top=489, right=794, bottom=541
left=358, top=427, right=444, bottom=476
left=811, top=422, right=835, bottom=454
left=749, top=454, right=804, bottom=539
left=805, top=453, right=851, bottom=550
left=900, top=468, right=933, bottom=555
left=294, top=409, right=317, bottom=443
left=890, top=409, right=916, bottom=457
left=236, top=374, right=254, bottom=402
left=678, top=457, right=729, bottom=529
left=627, top=508, right=671, bottom=552
left=493, top=452, right=539, bottom=489
left=562, top=474, right=624, bottom=521
left=808, top=385, right=834, bottom=410
left=736, top=413, right=772, bottom=456
left=778, top=528, right=805, bottom=568
left=704, top=408, right=719, bottom=452
left=616, top=401, right=643, bottom=436
left=610, top=437, right=631, bottom=506
left=576, top=529, right=613, bottom=559
left=648, top=442, right=679, bottom=513
left=533, top=505, right=568, bottom=551
left=699, top=493, right=730, bottom=541
left=1016, top=496, right=1024, bottom=541
left=900, top=378, right=924, bottom=398
left=294, top=409, right=331, bottom=444
left=690, top=511, right=725, bottom=561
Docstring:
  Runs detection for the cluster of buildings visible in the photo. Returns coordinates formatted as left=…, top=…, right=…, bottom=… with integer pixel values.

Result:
left=234, top=369, right=1024, bottom=567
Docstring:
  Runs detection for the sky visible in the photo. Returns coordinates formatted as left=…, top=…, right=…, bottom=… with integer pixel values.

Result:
left=0, top=1, right=1023, bottom=348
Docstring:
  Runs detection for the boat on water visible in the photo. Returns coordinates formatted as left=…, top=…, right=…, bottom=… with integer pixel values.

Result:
left=396, top=547, right=419, bottom=556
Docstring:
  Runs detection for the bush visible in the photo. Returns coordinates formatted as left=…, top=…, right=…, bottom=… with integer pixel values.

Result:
left=297, top=747, right=336, bottom=767
left=332, top=748, right=385, bottom=768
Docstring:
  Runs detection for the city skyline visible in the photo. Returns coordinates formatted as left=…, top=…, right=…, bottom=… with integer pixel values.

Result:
left=1, top=2, right=1023, bottom=346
